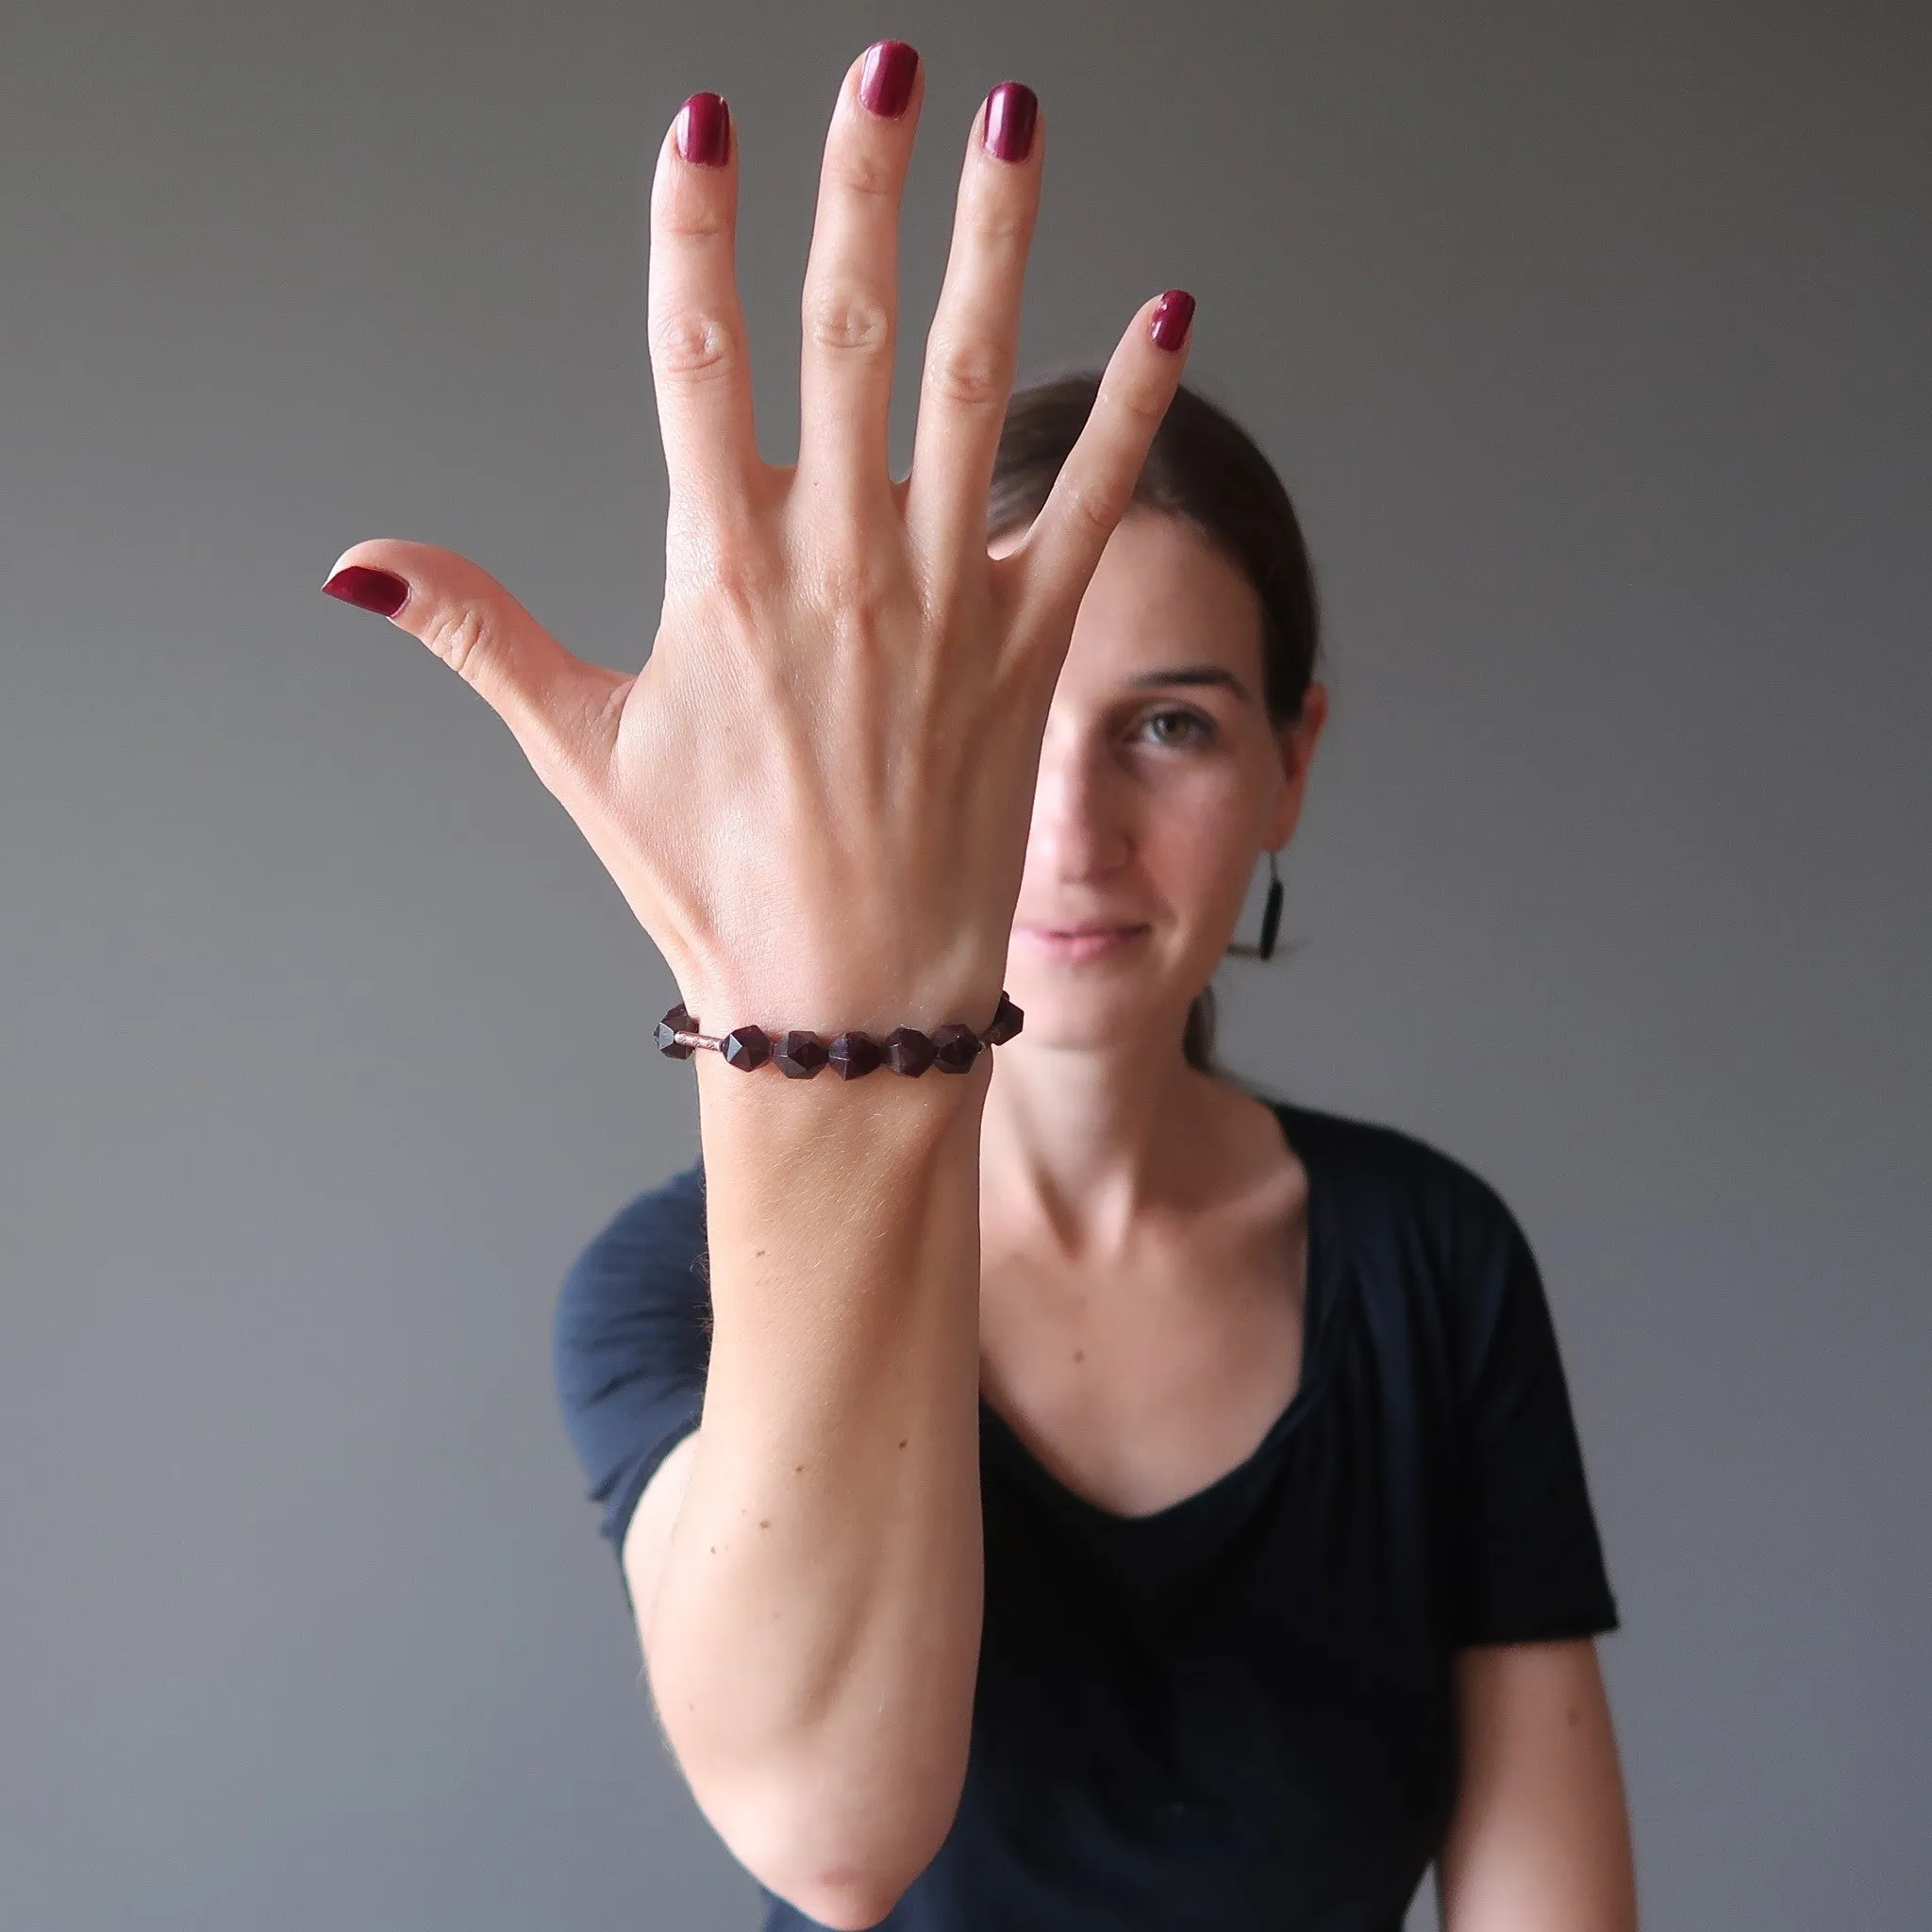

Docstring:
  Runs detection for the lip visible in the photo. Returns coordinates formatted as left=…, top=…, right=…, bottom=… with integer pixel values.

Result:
left=1017, top=923, right=1151, bottom=963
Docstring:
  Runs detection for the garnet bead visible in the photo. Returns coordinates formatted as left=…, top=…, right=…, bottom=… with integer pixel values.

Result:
left=827, top=1031, right=884, bottom=1079
left=931, top=1022, right=984, bottom=1074
left=883, top=1027, right=936, bottom=1076
left=721, top=1024, right=772, bottom=1071
left=658, top=991, right=1023, bottom=1075
left=983, top=991, right=1024, bottom=1044
left=774, top=1029, right=829, bottom=1079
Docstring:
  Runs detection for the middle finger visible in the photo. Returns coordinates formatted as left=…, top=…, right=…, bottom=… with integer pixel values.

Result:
left=903, top=81, right=1043, bottom=589
left=795, top=42, right=925, bottom=531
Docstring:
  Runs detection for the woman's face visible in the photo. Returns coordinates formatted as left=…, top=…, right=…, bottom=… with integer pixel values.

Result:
left=995, top=507, right=1327, bottom=1058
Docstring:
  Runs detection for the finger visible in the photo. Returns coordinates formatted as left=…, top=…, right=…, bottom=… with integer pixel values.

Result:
left=648, top=92, right=763, bottom=545
left=321, top=541, right=627, bottom=795
left=904, top=81, right=1043, bottom=584
left=1004, top=291, right=1195, bottom=653
left=794, top=41, right=925, bottom=528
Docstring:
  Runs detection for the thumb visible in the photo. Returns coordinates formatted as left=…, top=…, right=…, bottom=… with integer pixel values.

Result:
left=322, top=540, right=627, bottom=791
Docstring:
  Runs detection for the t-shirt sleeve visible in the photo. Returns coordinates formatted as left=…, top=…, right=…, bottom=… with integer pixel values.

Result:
left=1441, top=1168, right=1620, bottom=1645
left=552, top=1158, right=712, bottom=1568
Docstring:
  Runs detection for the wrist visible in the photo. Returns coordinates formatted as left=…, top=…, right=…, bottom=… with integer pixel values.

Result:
left=661, top=972, right=1018, bottom=1067
left=691, top=1032, right=991, bottom=1158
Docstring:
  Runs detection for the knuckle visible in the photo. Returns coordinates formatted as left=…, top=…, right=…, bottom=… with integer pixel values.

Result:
left=814, top=548, right=889, bottom=619
left=660, top=205, right=732, bottom=245
left=651, top=308, right=741, bottom=382
left=424, top=600, right=494, bottom=682
left=1103, top=370, right=1169, bottom=432
left=802, top=286, right=892, bottom=358
left=675, top=541, right=778, bottom=629
left=656, top=179, right=734, bottom=242
left=967, top=197, right=1034, bottom=250
left=1065, top=475, right=1129, bottom=543
left=785, top=516, right=879, bottom=611
left=824, top=143, right=898, bottom=204
left=924, top=335, right=1011, bottom=412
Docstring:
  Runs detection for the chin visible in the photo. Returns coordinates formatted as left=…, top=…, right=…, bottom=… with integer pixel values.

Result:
left=1000, top=958, right=1192, bottom=1056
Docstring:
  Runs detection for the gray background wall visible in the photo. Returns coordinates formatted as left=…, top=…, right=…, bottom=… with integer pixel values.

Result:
left=2, top=2, right=1925, bottom=1927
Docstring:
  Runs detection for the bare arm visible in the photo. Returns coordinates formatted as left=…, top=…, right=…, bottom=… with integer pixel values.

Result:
left=634, top=1058, right=990, bottom=1926
left=325, top=39, right=1190, bottom=1926
left=1435, top=1639, right=1638, bottom=1932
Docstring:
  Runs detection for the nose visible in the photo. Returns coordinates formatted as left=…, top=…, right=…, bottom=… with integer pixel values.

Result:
left=1025, top=725, right=1132, bottom=887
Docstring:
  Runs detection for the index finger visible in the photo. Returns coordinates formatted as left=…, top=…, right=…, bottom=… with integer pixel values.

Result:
left=1003, top=291, right=1196, bottom=656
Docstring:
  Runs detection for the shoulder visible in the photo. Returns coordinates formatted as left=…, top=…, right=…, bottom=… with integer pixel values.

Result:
left=563, top=1156, right=708, bottom=1281
left=1268, top=1094, right=1523, bottom=1257
left=552, top=1156, right=715, bottom=1557
left=553, top=1156, right=711, bottom=1358
left=1262, top=1094, right=1545, bottom=1371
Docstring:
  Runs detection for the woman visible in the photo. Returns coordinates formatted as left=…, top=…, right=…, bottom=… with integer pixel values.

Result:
left=324, top=42, right=1635, bottom=1930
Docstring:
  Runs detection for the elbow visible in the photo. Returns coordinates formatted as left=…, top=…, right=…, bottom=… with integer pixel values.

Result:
left=699, top=1765, right=961, bottom=1931
left=738, top=1838, right=937, bottom=1931
left=775, top=1873, right=910, bottom=1931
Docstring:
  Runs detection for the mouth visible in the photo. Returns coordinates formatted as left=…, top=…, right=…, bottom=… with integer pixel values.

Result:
left=1016, top=923, right=1152, bottom=962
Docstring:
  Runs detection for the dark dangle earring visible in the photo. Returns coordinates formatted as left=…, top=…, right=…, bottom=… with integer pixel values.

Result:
left=1257, top=847, right=1284, bottom=961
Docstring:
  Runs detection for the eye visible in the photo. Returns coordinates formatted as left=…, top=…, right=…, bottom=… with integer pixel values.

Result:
left=1137, top=706, right=1218, bottom=750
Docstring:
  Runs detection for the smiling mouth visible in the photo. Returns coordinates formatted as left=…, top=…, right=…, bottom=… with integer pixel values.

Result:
left=1018, top=924, right=1152, bottom=958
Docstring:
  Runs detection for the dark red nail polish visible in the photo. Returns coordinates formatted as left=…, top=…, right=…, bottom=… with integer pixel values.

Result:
left=322, top=565, right=408, bottom=617
left=1150, top=289, right=1195, bottom=353
left=983, top=82, right=1038, bottom=164
left=677, top=92, right=730, bottom=167
left=859, top=41, right=919, bottom=118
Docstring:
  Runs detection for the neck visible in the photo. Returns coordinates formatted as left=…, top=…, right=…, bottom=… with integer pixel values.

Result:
left=976, top=1010, right=1224, bottom=1262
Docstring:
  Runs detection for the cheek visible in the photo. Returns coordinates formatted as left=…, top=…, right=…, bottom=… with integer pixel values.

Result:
left=1144, top=774, right=1262, bottom=899
left=1012, top=748, right=1263, bottom=896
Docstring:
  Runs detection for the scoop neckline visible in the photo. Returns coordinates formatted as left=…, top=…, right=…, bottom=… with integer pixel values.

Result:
left=975, top=1098, right=1342, bottom=1531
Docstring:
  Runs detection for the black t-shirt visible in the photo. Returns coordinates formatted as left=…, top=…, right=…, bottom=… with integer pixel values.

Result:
left=553, top=1098, right=1619, bottom=1931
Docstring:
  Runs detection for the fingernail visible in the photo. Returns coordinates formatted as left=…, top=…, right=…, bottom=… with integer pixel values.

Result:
left=859, top=42, right=919, bottom=118
left=677, top=92, right=730, bottom=167
left=1150, top=289, right=1195, bottom=354
left=983, top=82, right=1038, bottom=164
left=322, top=565, right=408, bottom=617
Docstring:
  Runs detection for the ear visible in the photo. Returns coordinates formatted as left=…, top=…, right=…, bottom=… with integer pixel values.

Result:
left=1265, top=680, right=1329, bottom=849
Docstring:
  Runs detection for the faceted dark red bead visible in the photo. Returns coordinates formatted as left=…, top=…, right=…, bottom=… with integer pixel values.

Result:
left=983, top=991, right=1024, bottom=1044
left=774, top=1029, right=829, bottom=1079
left=883, top=1026, right=936, bottom=1076
left=655, top=1002, right=697, bottom=1058
left=827, top=1031, right=884, bottom=1079
left=931, top=1022, right=984, bottom=1074
left=721, top=1024, right=772, bottom=1071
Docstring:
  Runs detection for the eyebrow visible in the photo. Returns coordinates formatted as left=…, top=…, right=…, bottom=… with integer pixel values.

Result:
left=1124, top=665, right=1256, bottom=704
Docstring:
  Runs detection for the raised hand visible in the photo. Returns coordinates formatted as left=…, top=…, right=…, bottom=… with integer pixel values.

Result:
left=324, top=42, right=1193, bottom=1053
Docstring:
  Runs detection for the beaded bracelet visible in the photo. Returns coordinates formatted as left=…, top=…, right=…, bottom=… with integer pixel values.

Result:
left=655, top=990, right=1024, bottom=1078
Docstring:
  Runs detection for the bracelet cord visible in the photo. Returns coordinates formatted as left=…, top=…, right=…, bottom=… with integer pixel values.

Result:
left=654, top=990, right=1024, bottom=1078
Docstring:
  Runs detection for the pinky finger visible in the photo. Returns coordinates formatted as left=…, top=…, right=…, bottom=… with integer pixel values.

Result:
left=1005, top=289, right=1194, bottom=647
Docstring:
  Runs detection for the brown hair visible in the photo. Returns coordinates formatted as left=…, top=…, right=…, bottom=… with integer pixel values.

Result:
left=988, top=372, right=1324, bottom=1084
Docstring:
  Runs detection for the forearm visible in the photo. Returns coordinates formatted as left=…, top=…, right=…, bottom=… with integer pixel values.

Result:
left=643, top=1046, right=990, bottom=1914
